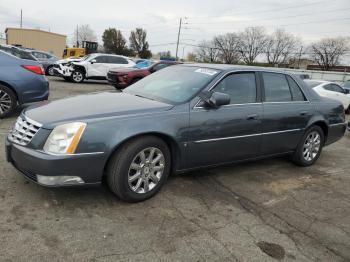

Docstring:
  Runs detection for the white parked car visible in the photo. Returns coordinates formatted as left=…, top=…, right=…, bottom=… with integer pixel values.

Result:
left=305, top=80, right=350, bottom=113
left=59, top=53, right=135, bottom=83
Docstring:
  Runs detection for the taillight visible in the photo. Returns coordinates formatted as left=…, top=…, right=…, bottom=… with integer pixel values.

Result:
left=21, top=65, right=45, bottom=75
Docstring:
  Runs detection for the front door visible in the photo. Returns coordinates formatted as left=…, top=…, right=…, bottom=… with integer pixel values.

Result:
left=188, top=72, right=263, bottom=168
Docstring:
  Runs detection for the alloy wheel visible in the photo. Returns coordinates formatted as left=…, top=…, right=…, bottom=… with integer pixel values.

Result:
left=0, top=90, right=12, bottom=115
left=302, top=131, right=321, bottom=162
left=128, top=147, right=165, bottom=194
left=72, top=71, right=83, bottom=82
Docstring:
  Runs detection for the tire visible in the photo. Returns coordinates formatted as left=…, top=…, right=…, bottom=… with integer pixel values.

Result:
left=70, top=70, right=85, bottom=83
left=106, top=136, right=171, bottom=202
left=46, top=65, right=55, bottom=76
left=0, top=85, right=17, bottom=119
left=292, top=126, right=324, bottom=167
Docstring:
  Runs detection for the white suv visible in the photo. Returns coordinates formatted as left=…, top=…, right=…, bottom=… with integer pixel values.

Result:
left=61, top=54, right=135, bottom=83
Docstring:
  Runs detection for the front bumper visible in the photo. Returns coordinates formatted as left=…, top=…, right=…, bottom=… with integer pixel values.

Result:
left=6, top=139, right=106, bottom=187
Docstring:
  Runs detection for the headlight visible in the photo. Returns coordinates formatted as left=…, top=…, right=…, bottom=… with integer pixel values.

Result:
left=44, top=122, right=86, bottom=155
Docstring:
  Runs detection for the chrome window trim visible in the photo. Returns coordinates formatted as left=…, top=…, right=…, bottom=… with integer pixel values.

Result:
left=193, top=70, right=311, bottom=109
left=193, top=70, right=258, bottom=109
left=194, top=102, right=262, bottom=110
left=193, top=128, right=302, bottom=144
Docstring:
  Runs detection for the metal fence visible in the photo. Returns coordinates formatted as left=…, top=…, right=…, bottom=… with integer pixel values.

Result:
left=280, top=68, right=350, bottom=83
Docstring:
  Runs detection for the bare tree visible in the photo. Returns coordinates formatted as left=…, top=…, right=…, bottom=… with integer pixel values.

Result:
left=72, top=24, right=97, bottom=47
left=195, top=40, right=220, bottom=63
left=310, top=37, right=349, bottom=70
left=265, top=29, right=299, bottom=65
left=129, top=28, right=152, bottom=59
left=238, top=27, right=268, bottom=64
left=214, top=33, right=241, bottom=64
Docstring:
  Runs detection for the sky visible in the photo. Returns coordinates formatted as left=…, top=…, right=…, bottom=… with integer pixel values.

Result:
left=0, top=0, right=349, bottom=60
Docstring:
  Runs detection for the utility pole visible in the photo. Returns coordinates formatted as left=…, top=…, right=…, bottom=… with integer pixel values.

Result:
left=175, top=18, right=182, bottom=61
left=20, top=9, right=23, bottom=28
left=76, top=25, right=79, bottom=47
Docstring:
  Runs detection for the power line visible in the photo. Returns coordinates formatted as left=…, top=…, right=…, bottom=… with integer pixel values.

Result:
left=187, top=0, right=332, bottom=19
left=186, top=7, right=350, bottom=25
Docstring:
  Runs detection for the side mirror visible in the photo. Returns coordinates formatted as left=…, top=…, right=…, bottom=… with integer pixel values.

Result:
left=199, top=91, right=230, bottom=108
left=90, top=59, right=97, bottom=64
left=344, top=89, right=349, bottom=94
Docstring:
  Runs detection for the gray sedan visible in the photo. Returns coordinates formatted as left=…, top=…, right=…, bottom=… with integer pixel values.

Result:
left=5, top=64, right=346, bottom=202
left=28, top=50, right=59, bottom=76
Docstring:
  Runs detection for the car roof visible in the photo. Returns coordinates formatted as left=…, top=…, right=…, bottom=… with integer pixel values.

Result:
left=180, top=63, right=304, bottom=76
left=90, top=53, right=131, bottom=59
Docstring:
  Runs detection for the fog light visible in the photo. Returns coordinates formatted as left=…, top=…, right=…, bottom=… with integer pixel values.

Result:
left=37, top=175, right=85, bottom=186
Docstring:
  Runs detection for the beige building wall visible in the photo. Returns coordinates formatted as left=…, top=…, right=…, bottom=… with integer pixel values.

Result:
left=5, top=28, right=67, bottom=57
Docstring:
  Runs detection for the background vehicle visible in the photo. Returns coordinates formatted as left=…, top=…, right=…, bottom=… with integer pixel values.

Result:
left=295, top=73, right=310, bottom=80
left=0, top=44, right=37, bottom=61
left=0, top=50, right=49, bottom=118
left=66, top=53, right=135, bottom=83
left=107, top=61, right=179, bottom=89
left=27, top=50, right=59, bottom=76
left=63, top=41, right=98, bottom=58
left=342, top=80, right=350, bottom=92
left=305, top=80, right=350, bottom=113
left=63, top=47, right=85, bottom=59
left=5, top=65, right=346, bottom=202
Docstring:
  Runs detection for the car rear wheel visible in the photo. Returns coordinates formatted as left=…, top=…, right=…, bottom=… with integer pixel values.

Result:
left=71, top=70, right=85, bottom=83
left=0, top=85, right=17, bottom=119
left=46, top=65, right=55, bottom=76
left=106, top=136, right=171, bottom=202
left=292, top=126, right=324, bottom=166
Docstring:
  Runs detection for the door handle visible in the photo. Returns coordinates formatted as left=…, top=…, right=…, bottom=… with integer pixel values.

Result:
left=247, top=114, right=259, bottom=120
left=300, top=111, right=308, bottom=116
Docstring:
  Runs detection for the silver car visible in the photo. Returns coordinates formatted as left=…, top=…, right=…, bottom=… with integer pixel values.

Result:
left=28, top=50, right=59, bottom=76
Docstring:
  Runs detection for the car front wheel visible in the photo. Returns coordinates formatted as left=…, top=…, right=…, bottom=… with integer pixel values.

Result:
left=106, top=136, right=171, bottom=202
left=71, top=70, right=85, bottom=83
left=0, top=85, right=17, bottom=119
left=292, top=126, right=324, bottom=166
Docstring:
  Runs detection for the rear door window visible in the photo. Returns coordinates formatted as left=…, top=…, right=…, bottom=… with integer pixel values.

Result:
left=107, top=56, right=128, bottom=64
left=263, top=73, right=292, bottom=102
left=286, top=76, right=306, bottom=101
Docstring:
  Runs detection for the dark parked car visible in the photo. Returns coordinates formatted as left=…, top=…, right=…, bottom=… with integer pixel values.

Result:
left=6, top=65, right=346, bottom=202
left=107, top=61, right=179, bottom=89
left=0, top=50, right=49, bottom=118
left=0, top=44, right=37, bottom=61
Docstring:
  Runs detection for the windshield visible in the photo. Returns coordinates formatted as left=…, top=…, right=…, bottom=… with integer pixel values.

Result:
left=305, top=80, right=323, bottom=88
left=124, top=66, right=221, bottom=104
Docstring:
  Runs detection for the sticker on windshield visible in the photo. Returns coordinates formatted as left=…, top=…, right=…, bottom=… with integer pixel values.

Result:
left=195, top=68, right=218, bottom=76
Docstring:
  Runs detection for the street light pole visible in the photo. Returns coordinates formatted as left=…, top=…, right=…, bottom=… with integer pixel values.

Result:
left=20, top=9, right=23, bottom=28
left=175, top=18, right=182, bottom=61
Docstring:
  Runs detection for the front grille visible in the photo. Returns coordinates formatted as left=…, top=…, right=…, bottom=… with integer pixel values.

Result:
left=8, top=116, right=42, bottom=146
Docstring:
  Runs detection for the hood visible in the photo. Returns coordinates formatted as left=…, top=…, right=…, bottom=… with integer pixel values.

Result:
left=109, top=67, right=148, bottom=74
left=24, top=92, right=173, bottom=128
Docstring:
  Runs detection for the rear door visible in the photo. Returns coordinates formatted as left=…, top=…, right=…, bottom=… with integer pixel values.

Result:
left=107, top=56, right=130, bottom=71
left=188, top=71, right=263, bottom=167
left=261, top=72, right=312, bottom=155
